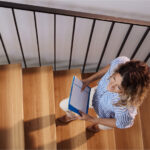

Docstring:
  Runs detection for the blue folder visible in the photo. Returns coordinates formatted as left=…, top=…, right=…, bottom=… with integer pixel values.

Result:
left=68, top=76, right=91, bottom=115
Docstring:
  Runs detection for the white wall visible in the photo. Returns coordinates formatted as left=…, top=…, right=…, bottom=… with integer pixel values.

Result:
left=0, top=0, right=149, bottom=70
left=4, top=0, right=150, bottom=22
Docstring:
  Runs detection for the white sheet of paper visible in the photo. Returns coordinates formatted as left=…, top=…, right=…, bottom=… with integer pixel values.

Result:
left=70, top=76, right=91, bottom=113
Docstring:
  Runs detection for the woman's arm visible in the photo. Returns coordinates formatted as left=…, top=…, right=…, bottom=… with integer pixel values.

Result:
left=89, top=117, right=116, bottom=128
left=78, top=110, right=116, bottom=128
left=84, top=64, right=110, bottom=83
left=81, top=64, right=110, bottom=91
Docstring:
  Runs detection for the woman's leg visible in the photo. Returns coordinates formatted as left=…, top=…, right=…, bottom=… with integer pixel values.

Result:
left=89, top=86, right=97, bottom=108
left=59, top=98, right=78, bottom=122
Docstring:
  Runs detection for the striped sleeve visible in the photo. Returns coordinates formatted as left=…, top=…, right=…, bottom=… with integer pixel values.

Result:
left=109, top=56, right=130, bottom=76
left=115, top=108, right=134, bottom=129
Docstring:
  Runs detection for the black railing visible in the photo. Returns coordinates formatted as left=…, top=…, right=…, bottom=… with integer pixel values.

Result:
left=131, top=27, right=150, bottom=59
left=96, top=22, right=115, bottom=72
left=34, top=11, right=41, bottom=67
left=69, top=17, right=76, bottom=70
left=0, top=1, right=150, bottom=72
left=116, top=24, right=133, bottom=58
left=12, top=8, right=27, bottom=68
left=0, top=33, right=10, bottom=64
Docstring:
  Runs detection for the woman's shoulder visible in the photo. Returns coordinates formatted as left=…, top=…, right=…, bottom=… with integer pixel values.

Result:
left=111, top=56, right=130, bottom=67
left=109, top=56, right=130, bottom=75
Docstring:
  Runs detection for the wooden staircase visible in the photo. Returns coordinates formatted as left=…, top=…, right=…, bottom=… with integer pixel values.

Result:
left=0, top=64, right=149, bottom=150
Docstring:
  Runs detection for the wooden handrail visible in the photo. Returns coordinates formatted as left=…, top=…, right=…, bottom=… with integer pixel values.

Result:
left=0, top=1, right=150, bottom=27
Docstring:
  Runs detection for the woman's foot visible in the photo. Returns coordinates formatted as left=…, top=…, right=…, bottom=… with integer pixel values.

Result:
left=86, top=124, right=100, bottom=133
left=58, top=115, right=78, bottom=123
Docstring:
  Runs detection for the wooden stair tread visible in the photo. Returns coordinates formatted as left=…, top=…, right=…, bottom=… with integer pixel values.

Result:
left=82, top=73, right=116, bottom=150
left=0, top=64, right=24, bottom=149
left=54, top=68, right=87, bottom=150
left=139, top=91, right=150, bottom=149
left=23, top=66, right=56, bottom=150
left=114, top=110, right=144, bottom=149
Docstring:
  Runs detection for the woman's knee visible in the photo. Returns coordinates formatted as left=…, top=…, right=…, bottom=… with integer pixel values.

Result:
left=59, top=98, right=69, bottom=112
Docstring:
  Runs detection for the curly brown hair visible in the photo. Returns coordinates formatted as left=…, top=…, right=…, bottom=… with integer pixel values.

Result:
left=111, top=60, right=150, bottom=108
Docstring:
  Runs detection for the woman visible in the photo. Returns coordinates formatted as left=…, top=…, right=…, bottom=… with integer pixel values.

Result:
left=58, top=56, right=150, bottom=132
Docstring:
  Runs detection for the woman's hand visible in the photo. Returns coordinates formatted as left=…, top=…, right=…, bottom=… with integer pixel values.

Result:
left=77, top=110, right=94, bottom=122
left=81, top=79, right=90, bottom=91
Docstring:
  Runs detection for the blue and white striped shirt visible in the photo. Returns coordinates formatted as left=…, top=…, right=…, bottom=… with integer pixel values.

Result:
left=92, top=56, right=137, bottom=129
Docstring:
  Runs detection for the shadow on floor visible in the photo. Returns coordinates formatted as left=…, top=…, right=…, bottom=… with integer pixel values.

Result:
left=24, top=114, right=56, bottom=149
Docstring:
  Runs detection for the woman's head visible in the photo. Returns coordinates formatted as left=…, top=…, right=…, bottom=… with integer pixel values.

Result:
left=108, top=60, right=150, bottom=108
left=107, top=72, right=123, bottom=94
